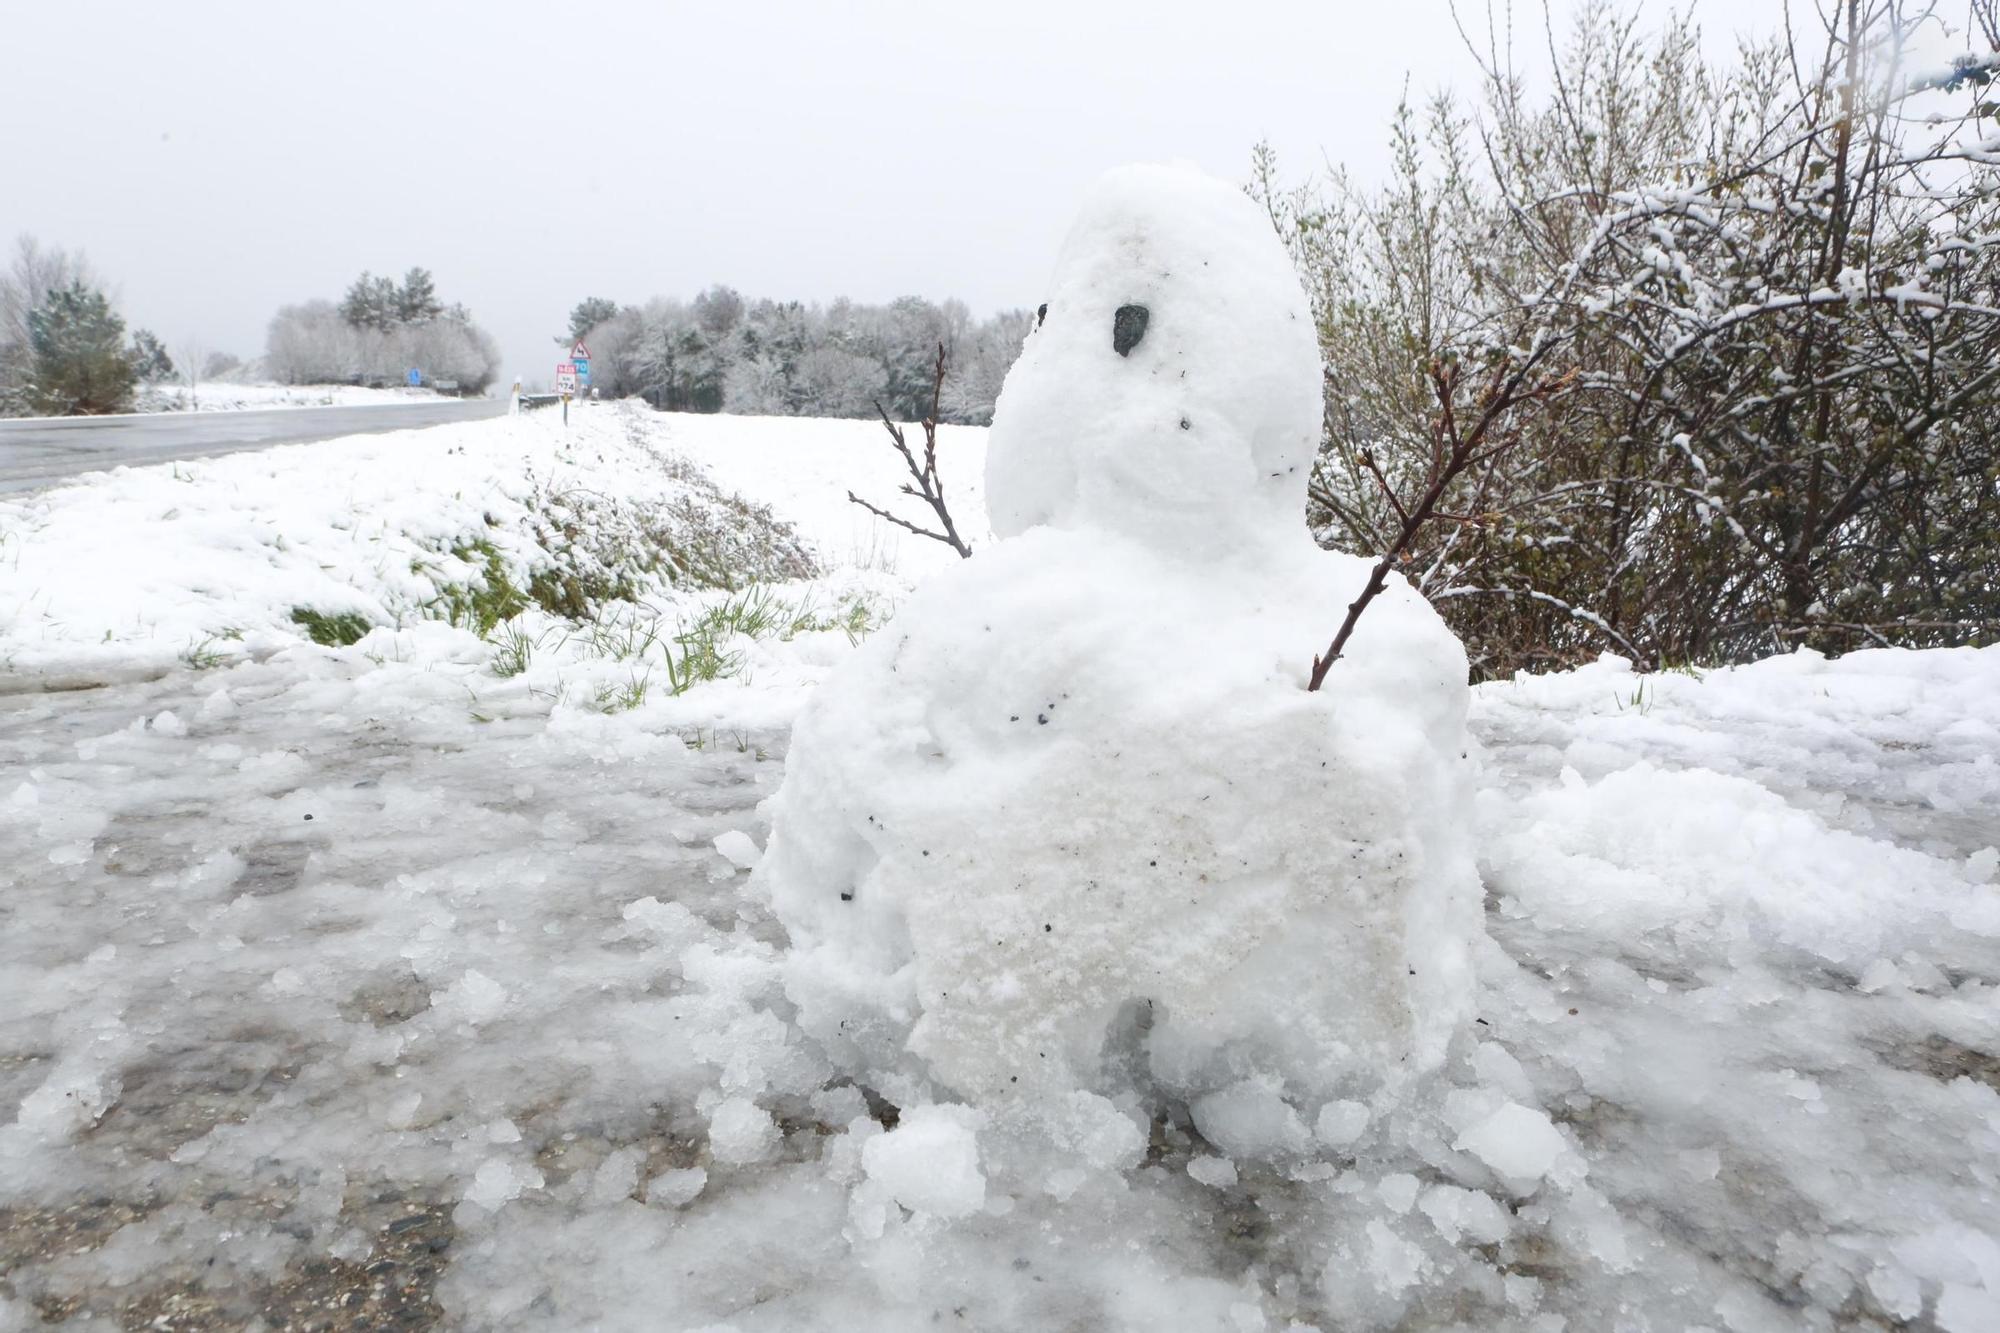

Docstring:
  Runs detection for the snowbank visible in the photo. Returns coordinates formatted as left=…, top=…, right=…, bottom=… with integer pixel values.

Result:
left=137, top=381, right=462, bottom=413
left=0, top=402, right=912, bottom=685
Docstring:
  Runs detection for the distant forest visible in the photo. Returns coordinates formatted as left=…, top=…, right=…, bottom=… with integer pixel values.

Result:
left=560, top=290, right=1031, bottom=426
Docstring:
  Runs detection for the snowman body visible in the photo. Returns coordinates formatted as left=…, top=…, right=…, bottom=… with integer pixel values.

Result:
left=760, top=165, right=1479, bottom=1130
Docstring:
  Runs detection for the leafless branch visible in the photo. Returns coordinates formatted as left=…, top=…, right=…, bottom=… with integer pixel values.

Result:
left=847, top=342, right=973, bottom=560
left=1306, top=360, right=1571, bottom=692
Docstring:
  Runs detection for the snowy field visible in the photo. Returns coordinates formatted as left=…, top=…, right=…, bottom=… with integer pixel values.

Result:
left=134, top=382, right=465, bottom=415
left=1, top=403, right=1998, bottom=1331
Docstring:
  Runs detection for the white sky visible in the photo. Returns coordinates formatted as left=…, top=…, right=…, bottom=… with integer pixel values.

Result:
left=4, top=0, right=1809, bottom=382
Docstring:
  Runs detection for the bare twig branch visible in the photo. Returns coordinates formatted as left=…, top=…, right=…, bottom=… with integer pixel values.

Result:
left=849, top=342, right=973, bottom=560
left=1306, top=361, right=1570, bottom=692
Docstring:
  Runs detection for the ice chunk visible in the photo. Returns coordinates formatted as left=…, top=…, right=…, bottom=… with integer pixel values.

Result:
left=1454, top=1102, right=1569, bottom=1194
left=150, top=709, right=187, bottom=737
left=859, top=1104, right=986, bottom=1218
left=1376, top=1173, right=1420, bottom=1213
left=1968, top=846, right=1998, bottom=884
left=1418, top=1184, right=1511, bottom=1245
left=1316, top=1100, right=1370, bottom=1148
left=713, top=829, right=761, bottom=870
left=647, top=1166, right=707, bottom=1208
left=1188, top=1156, right=1238, bottom=1189
left=465, top=1158, right=541, bottom=1210
left=588, top=1148, right=644, bottom=1207
left=431, top=969, right=508, bottom=1026
left=706, top=1097, right=779, bottom=1165
left=1937, top=1284, right=2000, bottom=1333
left=1855, top=959, right=1903, bottom=993
left=1191, top=1082, right=1315, bottom=1161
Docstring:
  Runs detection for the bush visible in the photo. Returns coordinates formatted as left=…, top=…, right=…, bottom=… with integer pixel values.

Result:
left=1259, top=1, right=2000, bottom=674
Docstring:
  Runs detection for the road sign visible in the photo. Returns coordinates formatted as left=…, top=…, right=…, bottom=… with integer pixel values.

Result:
left=575, top=359, right=591, bottom=387
left=570, top=340, right=591, bottom=361
left=406, top=368, right=422, bottom=386
left=554, top=362, right=578, bottom=394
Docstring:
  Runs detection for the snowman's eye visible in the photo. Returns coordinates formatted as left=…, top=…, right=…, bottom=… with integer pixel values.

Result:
left=1113, top=304, right=1149, bottom=357
left=1036, top=303, right=1048, bottom=329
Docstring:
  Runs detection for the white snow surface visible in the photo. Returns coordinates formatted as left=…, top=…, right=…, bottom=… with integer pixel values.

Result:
left=761, top=163, right=1482, bottom=1137
left=1, top=261, right=1998, bottom=1331
left=137, top=381, right=463, bottom=413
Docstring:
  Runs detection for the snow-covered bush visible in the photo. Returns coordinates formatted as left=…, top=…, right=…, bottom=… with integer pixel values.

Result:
left=759, top=164, right=1482, bottom=1153
left=1259, top=2, right=2000, bottom=674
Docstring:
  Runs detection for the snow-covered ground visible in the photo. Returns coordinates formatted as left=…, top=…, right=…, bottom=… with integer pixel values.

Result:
left=135, top=382, right=466, bottom=414
left=1, top=404, right=1997, bottom=1331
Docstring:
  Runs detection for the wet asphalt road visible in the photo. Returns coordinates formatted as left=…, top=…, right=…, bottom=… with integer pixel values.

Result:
left=0, top=398, right=508, bottom=496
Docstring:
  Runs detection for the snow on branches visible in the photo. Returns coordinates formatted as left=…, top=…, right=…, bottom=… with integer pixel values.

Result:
left=1262, top=0, right=2000, bottom=673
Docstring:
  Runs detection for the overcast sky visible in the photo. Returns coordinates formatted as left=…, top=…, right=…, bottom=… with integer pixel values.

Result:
left=5, top=0, right=1806, bottom=384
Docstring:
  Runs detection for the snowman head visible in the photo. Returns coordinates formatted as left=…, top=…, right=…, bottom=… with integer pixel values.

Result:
left=985, top=163, right=1323, bottom=559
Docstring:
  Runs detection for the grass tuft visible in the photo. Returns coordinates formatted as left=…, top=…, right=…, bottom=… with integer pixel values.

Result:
left=291, top=607, right=373, bottom=647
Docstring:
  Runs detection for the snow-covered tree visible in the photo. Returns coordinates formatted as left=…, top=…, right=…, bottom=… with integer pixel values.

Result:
left=338, top=272, right=400, bottom=332
left=791, top=344, right=888, bottom=418
left=573, top=284, right=1025, bottom=422
left=128, top=329, right=176, bottom=384
left=395, top=267, right=442, bottom=325
left=941, top=307, right=1032, bottom=424
left=271, top=272, right=501, bottom=393
left=0, top=236, right=102, bottom=415
left=721, top=350, right=791, bottom=414
left=563, top=296, right=619, bottom=345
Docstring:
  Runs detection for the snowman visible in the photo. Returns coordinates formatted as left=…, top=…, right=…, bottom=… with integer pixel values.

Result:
left=759, top=164, right=1480, bottom=1152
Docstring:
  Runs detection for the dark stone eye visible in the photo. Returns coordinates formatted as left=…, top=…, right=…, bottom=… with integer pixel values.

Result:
left=1113, top=304, right=1149, bottom=357
left=1036, top=303, right=1048, bottom=328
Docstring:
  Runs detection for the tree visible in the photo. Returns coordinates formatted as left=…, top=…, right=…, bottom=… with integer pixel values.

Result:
left=174, top=336, right=208, bottom=408
left=0, top=235, right=101, bottom=414
left=128, top=328, right=176, bottom=383
left=27, top=280, right=136, bottom=415
left=692, top=285, right=745, bottom=340
left=274, top=273, right=503, bottom=392
left=563, top=297, right=619, bottom=345
left=559, top=285, right=1025, bottom=419
left=396, top=267, right=442, bottom=325
left=339, top=272, right=400, bottom=332
left=941, top=308, right=1031, bottom=424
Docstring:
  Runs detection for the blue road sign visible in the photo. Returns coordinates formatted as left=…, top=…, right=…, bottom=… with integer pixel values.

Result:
left=407, top=368, right=422, bottom=386
left=575, top=359, right=591, bottom=387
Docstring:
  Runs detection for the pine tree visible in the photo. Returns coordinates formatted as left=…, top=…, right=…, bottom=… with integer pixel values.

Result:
left=397, top=267, right=442, bottom=325
left=28, top=281, right=136, bottom=415
left=128, top=329, right=176, bottom=383
left=564, top=297, right=619, bottom=344
left=339, top=273, right=399, bottom=331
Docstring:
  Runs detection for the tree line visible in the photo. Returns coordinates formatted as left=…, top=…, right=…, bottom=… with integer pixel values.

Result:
left=1258, top=0, right=2000, bottom=674
left=265, top=268, right=502, bottom=392
left=560, top=288, right=1031, bottom=425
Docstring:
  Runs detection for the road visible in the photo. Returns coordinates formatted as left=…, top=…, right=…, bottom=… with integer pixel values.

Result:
left=0, top=398, right=507, bottom=496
